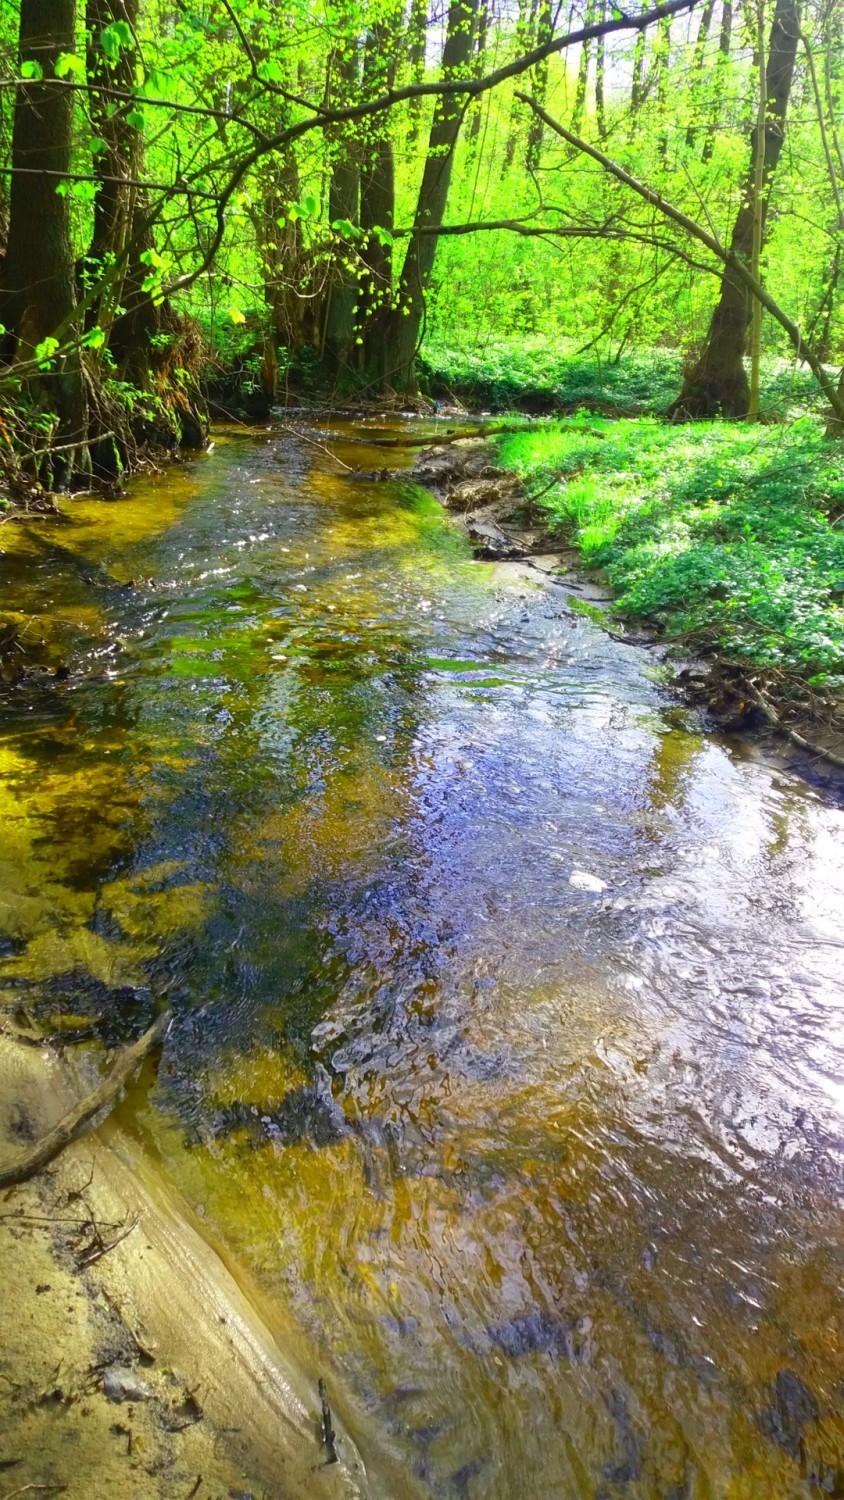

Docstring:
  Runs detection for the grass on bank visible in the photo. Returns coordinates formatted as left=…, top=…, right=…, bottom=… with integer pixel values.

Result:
left=420, top=336, right=823, bottom=417
left=498, top=415, right=844, bottom=694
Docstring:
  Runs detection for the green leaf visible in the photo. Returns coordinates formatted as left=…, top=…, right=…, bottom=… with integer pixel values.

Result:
left=139, top=248, right=163, bottom=269
left=126, top=108, right=146, bottom=130
left=54, top=52, right=85, bottom=79
left=257, top=58, right=284, bottom=82
left=35, top=336, right=60, bottom=369
left=20, top=59, right=44, bottom=81
left=83, top=326, right=107, bottom=349
left=331, top=217, right=357, bottom=239
left=290, top=193, right=318, bottom=220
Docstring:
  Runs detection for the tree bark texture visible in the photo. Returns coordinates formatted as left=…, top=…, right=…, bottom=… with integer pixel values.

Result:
left=0, top=0, right=89, bottom=484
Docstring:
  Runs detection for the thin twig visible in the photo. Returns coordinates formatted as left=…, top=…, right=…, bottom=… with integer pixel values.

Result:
left=76, top=1216, right=140, bottom=1268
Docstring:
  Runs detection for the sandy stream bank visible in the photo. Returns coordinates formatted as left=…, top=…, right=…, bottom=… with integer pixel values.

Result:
left=0, top=1033, right=379, bottom=1500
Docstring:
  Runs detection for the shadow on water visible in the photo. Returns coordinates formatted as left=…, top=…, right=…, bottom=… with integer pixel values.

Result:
left=1, top=422, right=843, bottom=1496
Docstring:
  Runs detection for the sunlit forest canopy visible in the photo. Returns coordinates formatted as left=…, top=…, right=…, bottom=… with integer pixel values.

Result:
left=0, top=0, right=842, bottom=484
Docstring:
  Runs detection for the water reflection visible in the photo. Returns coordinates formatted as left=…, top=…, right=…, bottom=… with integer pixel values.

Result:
left=1, top=425, right=843, bottom=1496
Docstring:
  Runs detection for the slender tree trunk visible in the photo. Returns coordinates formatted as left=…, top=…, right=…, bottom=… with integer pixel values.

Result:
left=359, top=25, right=396, bottom=381
left=630, top=27, right=647, bottom=111
left=571, top=30, right=591, bottom=133
left=85, top=0, right=140, bottom=333
left=684, top=0, right=716, bottom=146
left=468, top=0, right=490, bottom=141
left=595, top=0, right=607, bottom=140
left=384, top=0, right=479, bottom=391
left=251, top=145, right=318, bottom=396
left=322, top=31, right=361, bottom=375
left=525, top=0, right=554, bottom=168
left=671, top=0, right=800, bottom=418
left=652, top=15, right=672, bottom=157
left=748, top=0, right=767, bottom=415
left=504, top=0, right=536, bottom=166
left=0, top=0, right=90, bottom=486
left=702, top=0, right=734, bottom=159
left=406, top=0, right=429, bottom=144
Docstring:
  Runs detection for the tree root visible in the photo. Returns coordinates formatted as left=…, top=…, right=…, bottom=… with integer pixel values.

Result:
left=0, top=1012, right=172, bottom=1190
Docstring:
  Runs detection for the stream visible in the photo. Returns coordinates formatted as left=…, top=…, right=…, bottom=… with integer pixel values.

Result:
left=1, top=420, right=843, bottom=1497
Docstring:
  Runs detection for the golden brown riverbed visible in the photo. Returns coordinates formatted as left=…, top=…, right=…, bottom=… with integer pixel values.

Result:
left=1, top=422, right=843, bottom=1497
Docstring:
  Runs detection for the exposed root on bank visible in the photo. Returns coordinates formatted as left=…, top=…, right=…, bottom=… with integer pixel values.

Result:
left=0, top=1012, right=171, bottom=1189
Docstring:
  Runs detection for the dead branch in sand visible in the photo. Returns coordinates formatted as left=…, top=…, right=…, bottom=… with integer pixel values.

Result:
left=0, top=1013, right=172, bottom=1190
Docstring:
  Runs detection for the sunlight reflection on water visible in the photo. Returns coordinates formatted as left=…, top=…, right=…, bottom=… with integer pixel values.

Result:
left=0, top=421, right=842, bottom=1497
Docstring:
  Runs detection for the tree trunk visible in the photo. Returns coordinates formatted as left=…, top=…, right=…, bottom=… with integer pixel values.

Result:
left=405, top=0, right=429, bottom=146
left=468, top=0, right=490, bottom=141
left=630, top=27, right=646, bottom=112
left=748, top=0, right=767, bottom=416
left=701, top=0, right=734, bottom=160
left=504, top=0, right=536, bottom=167
left=0, top=0, right=90, bottom=487
left=383, top=0, right=479, bottom=392
left=671, top=0, right=800, bottom=418
left=85, top=0, right=140, bottom=333
left=525, top=0, right=553, bottom=168
left=571, top=29, right=591, bottom=134
left=359, top=27, right=396, bottom=384
left=684, top=0, right=716, bottom=147
left=595, top=0, right=607, bottom=140
left=322, top=31, right=361, bottom=377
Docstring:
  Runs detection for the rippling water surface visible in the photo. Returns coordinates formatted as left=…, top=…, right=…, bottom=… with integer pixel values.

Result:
left=1, top=423, right=843, bottom=1497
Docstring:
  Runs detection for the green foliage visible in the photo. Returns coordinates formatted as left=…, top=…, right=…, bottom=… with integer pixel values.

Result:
left=420, top=338, right=684, bottom=412
left=421, top=335, right=826, bottom=416
left=500, top=417, right=844, bottom=687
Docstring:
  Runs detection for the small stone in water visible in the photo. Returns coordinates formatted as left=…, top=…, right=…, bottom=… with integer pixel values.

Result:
left=103, top=1366, right=152, bottom=1403
left=569, top=869, right=606, bottom=892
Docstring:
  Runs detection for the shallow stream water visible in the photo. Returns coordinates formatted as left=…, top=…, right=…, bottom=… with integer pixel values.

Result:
left=1, top=422, right=843, bottom=1497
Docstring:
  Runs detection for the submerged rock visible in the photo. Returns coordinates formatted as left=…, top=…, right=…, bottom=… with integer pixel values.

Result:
left=758, top=1368, right=820, bottom=1459
left=488, top=1312, right=574, bottom=1359
left=209, top=1068, right=349, bottom=1150
left=103, top=1365, right=153, bottom=1403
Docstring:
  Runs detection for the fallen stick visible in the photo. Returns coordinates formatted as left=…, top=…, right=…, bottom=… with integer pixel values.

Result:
left=743, top=683, right=844, bottom=771
left=0, top=1013, right=172, bottom=1190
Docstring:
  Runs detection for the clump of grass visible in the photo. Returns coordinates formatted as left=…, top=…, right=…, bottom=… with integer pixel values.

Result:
left=499, top=415, right=844, bottom=691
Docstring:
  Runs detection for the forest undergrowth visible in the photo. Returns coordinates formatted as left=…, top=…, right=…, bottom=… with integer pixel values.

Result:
left=496, top=406, right=844, bottom=733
